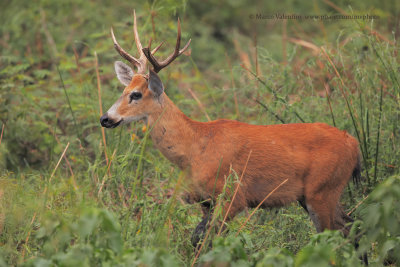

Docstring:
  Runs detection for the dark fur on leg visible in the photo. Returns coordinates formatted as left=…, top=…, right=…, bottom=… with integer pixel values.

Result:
left=192, top=199, right=214, bottom=250
left=298, top=197, right=308, bottom=213
left=191, top=215, right=210, bottom=250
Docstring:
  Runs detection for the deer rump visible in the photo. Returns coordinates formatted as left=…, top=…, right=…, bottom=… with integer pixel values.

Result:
left=185, top=121, right=360, bottom=235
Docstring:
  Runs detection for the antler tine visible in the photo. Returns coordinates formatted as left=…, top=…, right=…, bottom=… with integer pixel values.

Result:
left=174, top=18, right=182, bottom=56
left=151, top=41, right=164, bottom=54
left=142, top=18, right=191, bottom=73
left=179, top=38, right=191, bottom=54
left=132, top=10, right=148, bottom=73
left=112, top=11, right=165, bottom=74
left=148, top=38, right=164, bottom=55
left=111, top=27, right=141, bottom=67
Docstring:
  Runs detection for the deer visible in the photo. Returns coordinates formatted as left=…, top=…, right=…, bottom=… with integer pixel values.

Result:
left=100, top=12, right=364, bottom=258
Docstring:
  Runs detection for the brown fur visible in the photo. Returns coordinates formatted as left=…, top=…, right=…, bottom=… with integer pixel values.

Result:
left=109, top=74, right=361, bottom=235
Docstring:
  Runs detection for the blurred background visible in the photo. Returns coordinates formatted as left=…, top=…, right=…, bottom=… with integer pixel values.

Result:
left=0, top=0, right=399, bottom=266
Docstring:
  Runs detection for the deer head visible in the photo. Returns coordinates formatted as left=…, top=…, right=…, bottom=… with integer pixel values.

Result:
left=100, top=11, right=191, bottom=128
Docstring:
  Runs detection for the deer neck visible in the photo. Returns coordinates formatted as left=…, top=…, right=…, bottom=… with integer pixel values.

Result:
left=146, top=94, right=196, bottom=170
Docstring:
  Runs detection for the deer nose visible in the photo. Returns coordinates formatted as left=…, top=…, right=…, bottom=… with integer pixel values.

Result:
left=100, top=114, right=114, bottom=128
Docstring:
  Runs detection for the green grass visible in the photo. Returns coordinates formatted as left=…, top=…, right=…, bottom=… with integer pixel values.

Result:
left=1, top=0, right=400, bottom=266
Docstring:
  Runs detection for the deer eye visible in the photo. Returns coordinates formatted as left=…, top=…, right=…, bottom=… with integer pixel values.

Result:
left=129, top=92, right=142, bottom=102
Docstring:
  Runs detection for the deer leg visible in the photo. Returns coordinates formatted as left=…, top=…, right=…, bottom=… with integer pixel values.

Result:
left=191, top=194, right=245, bottom=249
left=334, top=204, right=353, bottom=235
left=191, top=199, right=213, bottom=249
left=306, top=197, right=368, bottom=265
left=334, top=204, right=368, bottom=265
left=303, top=194, right=335, bottom=233
left=191, top=214, right=211, bottom=249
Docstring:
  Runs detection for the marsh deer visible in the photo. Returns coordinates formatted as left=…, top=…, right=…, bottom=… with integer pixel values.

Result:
left=101, top=12, right=362, bottom=250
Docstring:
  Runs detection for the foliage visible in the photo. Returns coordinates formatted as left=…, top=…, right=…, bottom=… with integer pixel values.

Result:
left=200, top=236, right=249, bottom=266
left=22, top=207, right=182, bottom=267
left=359, top=174, right=400, bottom=265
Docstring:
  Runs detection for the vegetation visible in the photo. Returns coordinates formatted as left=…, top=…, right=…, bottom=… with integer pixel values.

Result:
left=0, top=0, right=399, bottom=266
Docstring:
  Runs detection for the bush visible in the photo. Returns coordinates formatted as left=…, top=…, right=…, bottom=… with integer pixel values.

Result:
left=359, top=174, right=400, bottom=265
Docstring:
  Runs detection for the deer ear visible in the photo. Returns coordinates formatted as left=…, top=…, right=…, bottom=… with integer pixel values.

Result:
left=148, top=69, right=164, bottom=97
left=114, top=61, right=134, bottom=86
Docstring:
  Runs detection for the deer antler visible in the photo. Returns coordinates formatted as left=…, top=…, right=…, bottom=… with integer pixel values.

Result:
left=111, top=10, right=163, bottom=74
left=142, top=18, right=191, bottom=73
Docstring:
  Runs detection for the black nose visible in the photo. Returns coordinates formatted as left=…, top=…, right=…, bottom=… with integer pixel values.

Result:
left=100, top=114, right=114, bottom=128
